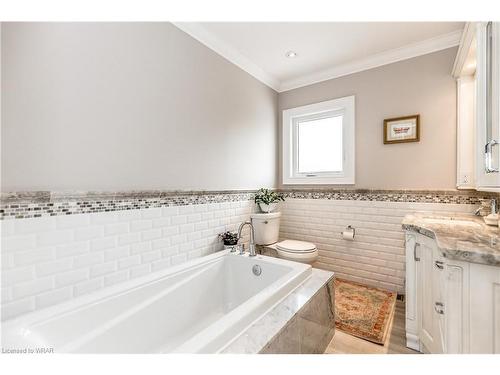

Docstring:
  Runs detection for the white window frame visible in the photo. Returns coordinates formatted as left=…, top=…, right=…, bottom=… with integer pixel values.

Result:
left=282, top=95, right=355, bottom=185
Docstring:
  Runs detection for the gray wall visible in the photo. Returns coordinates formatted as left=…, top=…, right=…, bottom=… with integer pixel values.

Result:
left=278, top=47, right=458, bottom=190
left=1, top=23, right=458, bottom=192
left=1, top=23, right=278, bottom=191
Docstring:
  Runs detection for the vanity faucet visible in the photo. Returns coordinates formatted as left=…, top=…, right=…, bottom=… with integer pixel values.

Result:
left=474, top=198, right=498, bottom=216
left=491, top=199, right=497, bottom=215
left=237, top=221, right=256, bottom=257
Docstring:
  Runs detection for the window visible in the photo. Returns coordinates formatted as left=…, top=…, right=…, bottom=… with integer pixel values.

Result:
left=282, top=96, right=355, bottom=184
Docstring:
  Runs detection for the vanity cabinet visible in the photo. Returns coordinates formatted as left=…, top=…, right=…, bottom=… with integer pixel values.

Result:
left=405, top=232, right=500, bottom=353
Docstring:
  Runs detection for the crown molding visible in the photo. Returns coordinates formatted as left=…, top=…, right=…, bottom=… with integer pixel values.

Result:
left=173, top=22, right=281, bottom=92
left=279, top=29, right=464, bottom=92
left=173, top=23, right=464, bottom=93
left=452, top=22, right=477, bottom=78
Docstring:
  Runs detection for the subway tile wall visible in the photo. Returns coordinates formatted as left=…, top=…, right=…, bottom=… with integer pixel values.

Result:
left=1, top=189, right=485, bottom=321
left=279, top=198, right=478, bottom=293
left=1, top=201, right=254, bottom=321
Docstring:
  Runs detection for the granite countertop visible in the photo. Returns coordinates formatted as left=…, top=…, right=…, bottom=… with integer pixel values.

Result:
left=402, top=213, right=500, bottom=267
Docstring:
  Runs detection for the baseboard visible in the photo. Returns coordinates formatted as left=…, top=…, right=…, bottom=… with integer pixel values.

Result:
left=405, top=333, right=421, bottom=352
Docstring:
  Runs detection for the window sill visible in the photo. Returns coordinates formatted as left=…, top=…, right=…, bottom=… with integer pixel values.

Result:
left=282, top=176, right=355, bottom=185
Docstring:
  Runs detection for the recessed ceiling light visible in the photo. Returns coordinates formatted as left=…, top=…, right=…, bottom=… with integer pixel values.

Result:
left=285, top=51, right=298, bottom=58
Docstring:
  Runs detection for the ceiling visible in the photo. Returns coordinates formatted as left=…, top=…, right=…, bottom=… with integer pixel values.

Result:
left=174, top=22, right=465, bottom=92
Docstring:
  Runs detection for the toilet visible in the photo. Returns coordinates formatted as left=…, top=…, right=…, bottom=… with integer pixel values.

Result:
left=250, top=212, right=318, bottom=264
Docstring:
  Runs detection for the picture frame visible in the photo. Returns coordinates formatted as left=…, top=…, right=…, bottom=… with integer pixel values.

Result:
left=383, top=114, right=420, bottom=144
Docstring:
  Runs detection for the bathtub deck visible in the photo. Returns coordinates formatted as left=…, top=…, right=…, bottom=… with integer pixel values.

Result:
left=221, top=268, right=334, bottom=354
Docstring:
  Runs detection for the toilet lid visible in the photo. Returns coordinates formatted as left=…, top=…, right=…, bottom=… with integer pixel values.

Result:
left=276, top=240, right=316, bottom=253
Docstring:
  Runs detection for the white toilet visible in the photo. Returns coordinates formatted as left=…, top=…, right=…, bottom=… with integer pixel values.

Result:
left=250, top=212, right=318, bottom=264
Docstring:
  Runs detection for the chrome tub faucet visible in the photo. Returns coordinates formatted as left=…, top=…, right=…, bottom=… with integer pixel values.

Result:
left=237, top=221, right=256, bottom=257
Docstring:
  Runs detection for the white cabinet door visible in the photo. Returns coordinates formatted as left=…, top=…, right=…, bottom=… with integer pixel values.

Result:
left=433, top=247, right=446, bottom=354
left=417, top=237, right=439, bottom=353
left=469, top=263, right=500, bottom=353
left=407, top=234, right=445, bottom=353
left=476, top=22, right=500, bottom=191
left=405, top=234, right=420, bottom=350
left=443, top=260, right=469, bottom=353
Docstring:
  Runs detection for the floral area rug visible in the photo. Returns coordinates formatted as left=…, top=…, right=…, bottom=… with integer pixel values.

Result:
left=334, top=278, right=397, bottom=344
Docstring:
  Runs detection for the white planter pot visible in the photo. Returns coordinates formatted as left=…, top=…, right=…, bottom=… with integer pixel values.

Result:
left=259, top=203, right=278, bottom=213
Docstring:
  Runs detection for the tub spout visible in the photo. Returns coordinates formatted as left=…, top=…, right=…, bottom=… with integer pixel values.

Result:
left=237, top=221, right=256, bottom=257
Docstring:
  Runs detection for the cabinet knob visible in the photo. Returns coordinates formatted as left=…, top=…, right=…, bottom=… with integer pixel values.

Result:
left=413, top=243, right=420, bottom=262
left=485, top=139, right=500, bottom=173
left=434, top=302, right=445, bottom=315
left=434, top=260, right=444, bottom=270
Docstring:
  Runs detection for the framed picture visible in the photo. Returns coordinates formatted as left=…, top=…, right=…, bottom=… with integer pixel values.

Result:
left=383, top=114, right=420, bottom=144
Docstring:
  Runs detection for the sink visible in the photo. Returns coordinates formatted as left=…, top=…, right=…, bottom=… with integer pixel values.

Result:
left=421, top=217, right=481, bottom=228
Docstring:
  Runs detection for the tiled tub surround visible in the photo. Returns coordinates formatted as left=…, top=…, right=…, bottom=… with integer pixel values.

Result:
left=279, top=198, right=480, bottom=293
left=402, top=213, right=500, bottom=266
left=1, top=198, right=255, bottom=320
left=222, top=268, right=335, bottom=354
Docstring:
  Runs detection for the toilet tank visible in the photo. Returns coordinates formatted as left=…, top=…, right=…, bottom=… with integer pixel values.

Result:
left=250, top=212, right=281, bottom=245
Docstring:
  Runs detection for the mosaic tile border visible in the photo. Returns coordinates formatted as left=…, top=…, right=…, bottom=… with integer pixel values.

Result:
left=1, top=189, right=495, bottom=220
left=0, top=191, right=256, bottom=220
left=280, top=189, right=499, bottom=205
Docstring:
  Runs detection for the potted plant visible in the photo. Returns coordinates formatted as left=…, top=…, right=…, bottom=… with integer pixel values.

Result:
left=254, top=188, right=285, bottom=213
left=218, top=231, right=239, bottom=249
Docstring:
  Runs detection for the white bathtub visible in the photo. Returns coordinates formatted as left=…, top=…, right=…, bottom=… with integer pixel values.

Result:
left=1, top=250, right=311, bottom=353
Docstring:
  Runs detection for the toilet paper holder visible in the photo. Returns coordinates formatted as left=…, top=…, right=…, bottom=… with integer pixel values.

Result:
left=341, top=225, right=356, bottom=240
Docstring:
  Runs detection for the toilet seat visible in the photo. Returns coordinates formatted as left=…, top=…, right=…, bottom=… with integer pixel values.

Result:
left=270, top=240, right=318, bottom=264
left=276, top=240, right=316, bottom=253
